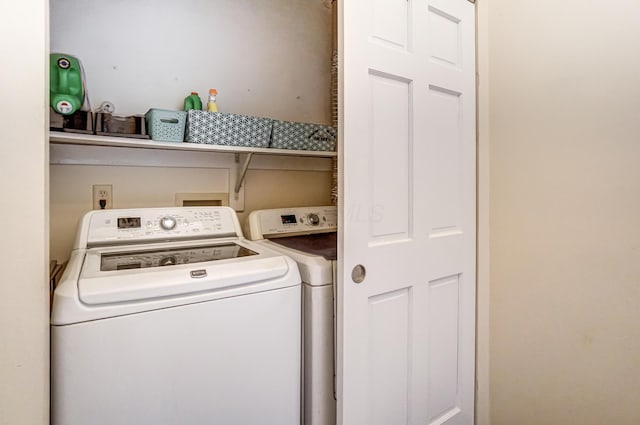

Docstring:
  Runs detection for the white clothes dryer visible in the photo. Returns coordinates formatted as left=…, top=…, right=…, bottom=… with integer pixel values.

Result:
left=51, top=206, right=301, bottom=425
left=248, top=206, right=337, bottom=425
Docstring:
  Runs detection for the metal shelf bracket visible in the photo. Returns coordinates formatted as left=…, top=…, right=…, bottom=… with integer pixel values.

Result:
left=234, top=152, right=254, bottom=195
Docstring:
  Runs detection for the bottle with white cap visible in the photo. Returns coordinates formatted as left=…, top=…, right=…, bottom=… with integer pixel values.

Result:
left=207, top=88, right=218, bottom=112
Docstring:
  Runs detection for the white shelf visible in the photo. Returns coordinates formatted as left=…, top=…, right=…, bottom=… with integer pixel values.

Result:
left=49, top=131, right=338, bottom=158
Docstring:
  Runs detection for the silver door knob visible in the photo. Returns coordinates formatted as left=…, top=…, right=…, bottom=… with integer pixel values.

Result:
left=351, top=264, right=366, bottom=283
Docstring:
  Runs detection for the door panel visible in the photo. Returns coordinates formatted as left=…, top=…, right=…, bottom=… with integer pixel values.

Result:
left=427, top=85, right=464, bottom=235
left=428, top=275, right=462, bottom=422
left=339, top=0, right=476, bottom=424
left=369, top=72, right=411, bottom=242
left=371, top=0, right=409, bottom=49
left=368, top=288, right=411, bottom=425
left=428, top=6, right=463, bottom=67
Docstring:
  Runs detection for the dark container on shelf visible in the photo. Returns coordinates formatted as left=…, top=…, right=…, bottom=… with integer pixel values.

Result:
left=49, top=108, right=93, bottom=134
left=95, top=113, right=149, bottom=139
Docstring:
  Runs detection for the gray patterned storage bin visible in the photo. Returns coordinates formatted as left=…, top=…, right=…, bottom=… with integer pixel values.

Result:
left=145, top=109, right=187, bottom=142
left=270, top=120, right=336, bottom=151
left=186, top=110, right=272, bottom=147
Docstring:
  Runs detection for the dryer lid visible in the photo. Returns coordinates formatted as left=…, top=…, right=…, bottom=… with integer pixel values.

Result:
left=269, top=233, right=337, bottom=261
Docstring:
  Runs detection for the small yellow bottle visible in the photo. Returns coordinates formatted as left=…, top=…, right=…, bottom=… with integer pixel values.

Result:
left=207, top=88, right=218, bottom=112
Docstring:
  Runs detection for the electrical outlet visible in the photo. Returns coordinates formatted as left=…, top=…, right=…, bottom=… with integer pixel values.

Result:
left=92, top=184, right=113, bottom=210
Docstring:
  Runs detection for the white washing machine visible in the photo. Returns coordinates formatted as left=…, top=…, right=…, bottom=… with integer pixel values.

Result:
left=51, top=206, right=302, bottom=425
left=248, top=206, right=337, bottom=425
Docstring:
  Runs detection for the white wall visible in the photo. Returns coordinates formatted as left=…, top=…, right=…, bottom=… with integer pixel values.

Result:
left=50, top=162, right=332, bottom=261
left=487, top=1, right=640, bottom=424
left=50, top=0, right=333, bottom=123
left=0, top=1, right=50, bottom=424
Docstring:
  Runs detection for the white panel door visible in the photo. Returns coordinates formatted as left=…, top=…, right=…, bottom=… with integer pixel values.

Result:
left=338, top=0, right=476, bottom=424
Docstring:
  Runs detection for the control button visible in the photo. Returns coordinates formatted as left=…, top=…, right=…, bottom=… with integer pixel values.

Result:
left=307, top=213, right=320, bottom=226
left=160, top=216, right=177, bottom=230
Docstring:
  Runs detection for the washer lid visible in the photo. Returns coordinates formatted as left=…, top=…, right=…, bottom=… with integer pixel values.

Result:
left=99, top=242, right=257, bottom=271
left=78, top=240, right=292, bottom=305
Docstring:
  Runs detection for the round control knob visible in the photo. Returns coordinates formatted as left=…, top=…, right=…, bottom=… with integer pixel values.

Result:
left=307, top=213, right=320, bottom=226
left=160, top=216, right=177, bottom=230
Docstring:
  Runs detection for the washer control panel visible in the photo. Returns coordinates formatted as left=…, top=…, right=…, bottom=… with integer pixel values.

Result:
left=84, top=207, right=239, bottom=247
left=248, top=206, right=337, bottom=239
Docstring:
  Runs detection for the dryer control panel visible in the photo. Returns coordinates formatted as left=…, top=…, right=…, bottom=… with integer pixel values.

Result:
left=247, top=206, right=337, bottom=240
left=79, top=207, right=241, bottom=248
